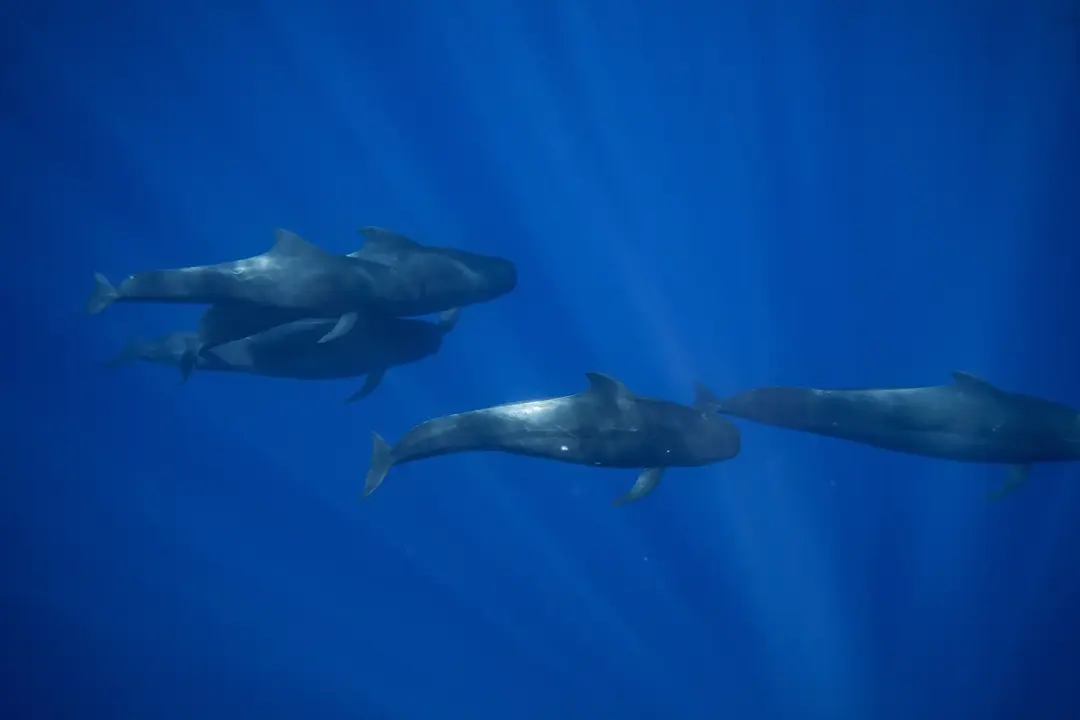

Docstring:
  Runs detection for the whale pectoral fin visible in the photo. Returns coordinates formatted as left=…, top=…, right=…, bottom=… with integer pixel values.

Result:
left=178, top=346, right=200, bottom=384
left=613, top=467, right=667, bottom=506
left=584, top=372, right=635, bottom=412
left=692, top=382, right=723, bottom=413
left=86, top=272, right=119, bottom=315
left=344, top=369, right=386, bottom=403
left=987, top=463, right=1030, bottom=501
left=318, top=312, right=358, bottom=344
left=102, top=335, right=145, bottom=369
left=436, top=307, right=462, bottom=334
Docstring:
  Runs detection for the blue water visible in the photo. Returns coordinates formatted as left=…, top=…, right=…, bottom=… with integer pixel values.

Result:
left=4, top=0, right=1080, bottom=718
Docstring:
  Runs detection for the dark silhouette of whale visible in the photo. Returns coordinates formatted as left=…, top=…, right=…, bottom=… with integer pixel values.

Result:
left=706, top=371, right=1080, bottom=498
left=362, top=373, right=741, bottom=505
left=170, top=226, right=517, bottom=381
left=106, top=308, right=460, bottom=401
left=105, top=331, right=232, bottom=372
left=86, top=229, right=408, bottom=349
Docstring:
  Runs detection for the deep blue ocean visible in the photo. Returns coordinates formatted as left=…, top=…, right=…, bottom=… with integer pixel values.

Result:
left=4, top=0, right=1080, bottom=718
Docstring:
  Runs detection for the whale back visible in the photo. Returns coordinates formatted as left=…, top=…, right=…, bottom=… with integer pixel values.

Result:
left=390, top=373, right=740, bottom=469
left=716, top=372, right=1080, bottom=463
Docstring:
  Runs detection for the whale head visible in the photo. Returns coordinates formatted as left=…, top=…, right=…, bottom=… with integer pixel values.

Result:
left=437, top=248, right=518, bottom=303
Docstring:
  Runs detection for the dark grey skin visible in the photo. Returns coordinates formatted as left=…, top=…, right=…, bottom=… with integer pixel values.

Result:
left=348, top=226, right=518, bottom=311
left=363, top=373, right=742, bottom=505
left=707, top=371, right=1080, bottom=499
left=198, top=227, right=517, bottom=346
left=106, top=307, right=460, bottom=402
left=86, top=229, right=411, bottom=350
left=173, top=226, right=517, bottom=382
left=105, top=331, right=233, bottom=372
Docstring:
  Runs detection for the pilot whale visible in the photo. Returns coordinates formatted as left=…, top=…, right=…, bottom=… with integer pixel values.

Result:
left=707, top=371, right=1080, bottom=498
left=86, top=229, right=407, bottom=352
left=168, top=226, right=516, bottom=381
left=362, top=373, right=741, bottom=505
left=106, top=307, right=460, bottom=401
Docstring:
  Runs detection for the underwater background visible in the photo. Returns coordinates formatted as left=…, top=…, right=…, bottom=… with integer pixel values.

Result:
left=4, top=0, right=1080, bottom=718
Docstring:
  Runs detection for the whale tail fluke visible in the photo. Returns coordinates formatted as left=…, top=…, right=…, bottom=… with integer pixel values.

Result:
left=363, top=432, right=393, bottom=499
left=86, top=273, right=119, bottom=315
left=101, top=335, right=146, bottom=369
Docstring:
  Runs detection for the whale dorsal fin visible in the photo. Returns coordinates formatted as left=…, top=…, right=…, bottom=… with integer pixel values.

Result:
left=951, top=371, right=1005, bottom=396
left=269, top=229, right=329, bottom=258
left=584, top=372, right=634, bottom=411
left=692, top=382, right=722, bottom=413
left=357, top=227, right=421, bottom=251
